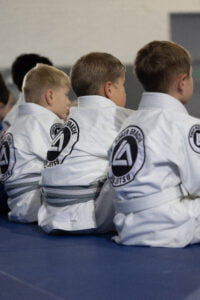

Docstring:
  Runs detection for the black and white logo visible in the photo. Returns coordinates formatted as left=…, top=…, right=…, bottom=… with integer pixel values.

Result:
left=45, top=118, right=79, bottom=167
left=50, top=123, right=64, bottom=139
left=189, top=124, right=200, bottom=153
left=0, top=133, right=16, bottom=181
left=108, top=126, right=145, bottom=187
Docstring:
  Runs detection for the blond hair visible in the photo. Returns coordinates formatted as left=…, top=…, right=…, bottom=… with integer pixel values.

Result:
left=70, top=52, right=125, bottom=97
left=134, top=40, right=191, bottom=93
left=22, top=64, right=70, bottom=103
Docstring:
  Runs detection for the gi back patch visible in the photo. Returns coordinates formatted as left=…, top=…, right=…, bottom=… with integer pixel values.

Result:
left=0, top=133, right=16, bottom=181
left=108, top=126, right=145, bottom=187
left=45, top=118, right=79, bottom=167
left=189, top=124, right=200, bottom=153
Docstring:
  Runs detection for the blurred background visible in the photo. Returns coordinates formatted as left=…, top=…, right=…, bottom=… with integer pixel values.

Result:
left=0, top=0, right=200, bottom=115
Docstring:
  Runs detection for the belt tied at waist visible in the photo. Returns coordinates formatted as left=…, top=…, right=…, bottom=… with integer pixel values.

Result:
left=114, top=185, right=183, bottom=214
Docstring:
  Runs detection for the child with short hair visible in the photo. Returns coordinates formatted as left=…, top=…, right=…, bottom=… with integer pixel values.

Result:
left=108, top=40, right=200, bottom=248
left=38, top=52, right=132, bottom=233
left=0, top=64, right=71, bottom=222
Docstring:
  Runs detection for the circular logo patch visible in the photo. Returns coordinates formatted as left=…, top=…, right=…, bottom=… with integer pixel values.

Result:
left=189, top=124, right=200, bottom=153
left=0, top=133, right=16, bottom=181
left=108, top=126, right=145, bottom=187
left=45, top=118, right=79, bottom=167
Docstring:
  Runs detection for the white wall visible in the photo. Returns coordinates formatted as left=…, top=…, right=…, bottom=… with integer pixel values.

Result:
left=0, top=0, right=200, bottom=69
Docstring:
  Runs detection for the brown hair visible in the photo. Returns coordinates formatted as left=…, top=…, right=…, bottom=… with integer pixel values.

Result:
left=22, top=64, right=70, bottom=103
left=70, top=52, right=125, bottom=97
left=134, top=40, right=191, bottom=93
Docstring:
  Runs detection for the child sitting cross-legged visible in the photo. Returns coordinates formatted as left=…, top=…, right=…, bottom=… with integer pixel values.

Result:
left=0, top=64, right=71, bottom=222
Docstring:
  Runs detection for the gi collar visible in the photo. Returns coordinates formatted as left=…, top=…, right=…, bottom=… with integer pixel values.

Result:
left=77, top=95, right=117, bottom=108
left=139, top=92, right=189, bottom=115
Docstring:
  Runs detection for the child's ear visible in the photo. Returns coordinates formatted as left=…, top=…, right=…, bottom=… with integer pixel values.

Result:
left=104, top=81, right=113, bottom=99
left=177, top=74, right=187, bottom=92
left=44, top=89, right=54, bottom=106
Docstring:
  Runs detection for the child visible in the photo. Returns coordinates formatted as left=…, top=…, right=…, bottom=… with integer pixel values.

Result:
left=38, top=52, right=133, bottom=234
left=107, top=40, right=200, bottom=248
left=0, top=64, right=71, bottom=222
left=0, top=73, right=15, bottom=213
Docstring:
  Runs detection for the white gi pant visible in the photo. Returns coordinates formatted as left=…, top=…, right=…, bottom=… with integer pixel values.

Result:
left=113, top=190, right=200, bottom=248
left=38, top=95, right=133, bottom=233
left=0, top=103, right=63, bottom=222
left=108, top=92, right=200, bottom=247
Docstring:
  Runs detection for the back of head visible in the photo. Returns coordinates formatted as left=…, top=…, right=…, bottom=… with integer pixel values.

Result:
left=134, top=40, right=191, bottom=93
left=0, top=73, right=9, bottom=106
left=11, top=53, right=53, bottom=91
left=22, top=64, right=70, bottom=104
left=70, top=52, right=125, bottom=97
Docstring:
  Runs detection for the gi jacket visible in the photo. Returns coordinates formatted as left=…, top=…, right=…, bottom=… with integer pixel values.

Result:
left=108, top=92, right=200, bottom=247
left=0, top=103, right=63, bottom=222
left=38, top=95, right=133, bottom=233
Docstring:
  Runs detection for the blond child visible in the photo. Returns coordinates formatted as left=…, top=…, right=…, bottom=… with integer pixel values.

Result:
left=38, top=52, right=132, bottom=233
left=0, top=64, right=70, bottom=222
left=108, top=40, right=200, bottom=248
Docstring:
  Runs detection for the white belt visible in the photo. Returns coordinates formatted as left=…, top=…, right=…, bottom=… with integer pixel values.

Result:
left=114, top=185, right=183, bottom=214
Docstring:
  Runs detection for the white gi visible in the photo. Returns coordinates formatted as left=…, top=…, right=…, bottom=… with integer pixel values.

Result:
left=38, top=96, right=132, bottom=233
left=0, top=103, right=63, bottom=222
left=108, top=92, right=200, bottom=248
left=2, top=93, right=25, bottom=130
